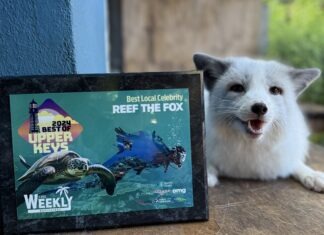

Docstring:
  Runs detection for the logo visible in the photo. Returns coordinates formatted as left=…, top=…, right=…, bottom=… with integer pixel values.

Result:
left=18, top=99, right=83, bottom=154
left=24, top=186, right=73, bottom=213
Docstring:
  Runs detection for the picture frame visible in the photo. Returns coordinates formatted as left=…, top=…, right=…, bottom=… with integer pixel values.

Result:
left=0, top=72, right=208, bottom=234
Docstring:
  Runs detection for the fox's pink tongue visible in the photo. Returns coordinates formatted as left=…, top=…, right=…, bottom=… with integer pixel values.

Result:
left=249, top=120, right=263, bottom=131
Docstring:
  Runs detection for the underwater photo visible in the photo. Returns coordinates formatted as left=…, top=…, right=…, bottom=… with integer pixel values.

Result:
left=10, top=89, right=193, bottom=220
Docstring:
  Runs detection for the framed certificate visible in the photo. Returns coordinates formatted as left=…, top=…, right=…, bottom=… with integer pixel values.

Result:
left=0, top=72, right=207, bottom=234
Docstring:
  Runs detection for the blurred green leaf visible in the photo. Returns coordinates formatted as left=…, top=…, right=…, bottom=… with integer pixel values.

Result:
left=310, top=133, right=324, bottom=145
left=266, top=0, right=324, bottom=104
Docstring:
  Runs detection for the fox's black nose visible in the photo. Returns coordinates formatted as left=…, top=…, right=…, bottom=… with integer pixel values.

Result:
left=251, top=103, right=268, bottom=116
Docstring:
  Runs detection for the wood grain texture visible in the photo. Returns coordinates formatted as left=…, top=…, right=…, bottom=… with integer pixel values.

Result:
left=54, top=145, right=324, bottom=235
left=121, top=0, right=264, bottom=72
left=210, top=145, right=324, bottom=235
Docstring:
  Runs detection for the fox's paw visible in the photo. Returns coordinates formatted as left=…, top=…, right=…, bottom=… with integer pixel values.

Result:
left=301, top=171, right=324, bottom=193
left=207, top=172, right=219, bottom=187
left=293, top=163, right=324, bottom=193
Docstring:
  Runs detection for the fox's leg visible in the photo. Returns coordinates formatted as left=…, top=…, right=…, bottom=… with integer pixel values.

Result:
left=293, top=162, right=324, bottom=192
left=207, top=165, right=219, bottom=187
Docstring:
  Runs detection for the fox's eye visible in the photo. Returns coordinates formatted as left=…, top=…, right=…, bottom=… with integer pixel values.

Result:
left=269, top=86, right=283, bottom=95
left=229, top=84, right=245, bottom=93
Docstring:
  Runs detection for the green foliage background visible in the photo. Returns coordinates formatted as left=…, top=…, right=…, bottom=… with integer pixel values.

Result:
left=267, top=0, right=324, bottom=104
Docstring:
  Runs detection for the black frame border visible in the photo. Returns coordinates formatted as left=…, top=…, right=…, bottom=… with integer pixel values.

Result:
left=0, top=72, right=207, bottom=234
left=108, top=0, right=123, bottom=72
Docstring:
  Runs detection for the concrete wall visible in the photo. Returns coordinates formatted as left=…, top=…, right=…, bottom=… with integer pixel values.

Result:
left=0, top=0, right=108, bottom=77
left=0, top=0, right=76, bottom=76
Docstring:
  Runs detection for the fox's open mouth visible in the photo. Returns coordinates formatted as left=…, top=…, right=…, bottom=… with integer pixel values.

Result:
left=243, top=119, right=265, bottom=138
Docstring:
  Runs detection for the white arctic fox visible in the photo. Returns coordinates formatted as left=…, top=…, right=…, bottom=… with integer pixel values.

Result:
left=193, top=53, right=324, bottom=192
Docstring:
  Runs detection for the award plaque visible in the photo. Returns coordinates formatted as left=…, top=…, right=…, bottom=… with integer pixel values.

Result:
left=0, top=72, right=207, bottom=234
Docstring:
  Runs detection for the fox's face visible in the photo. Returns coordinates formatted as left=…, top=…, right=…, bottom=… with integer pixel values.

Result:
left=194, top=53, right=321, bottom=140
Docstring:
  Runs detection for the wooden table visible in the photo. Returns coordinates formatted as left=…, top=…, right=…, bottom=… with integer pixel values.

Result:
left=56, top=145, right=324, bottom=235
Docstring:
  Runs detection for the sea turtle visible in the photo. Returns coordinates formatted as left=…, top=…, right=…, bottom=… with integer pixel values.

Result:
left=16, top=150, right=116, bottom=206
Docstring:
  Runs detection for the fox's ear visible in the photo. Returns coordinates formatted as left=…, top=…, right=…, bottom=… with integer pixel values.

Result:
left=290, top=68, right=321, bottom=96
left=193, top=53, right=229, bottom=91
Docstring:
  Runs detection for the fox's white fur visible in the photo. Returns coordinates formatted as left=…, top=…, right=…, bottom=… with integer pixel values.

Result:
left=193, top=53, right=324, bottom=192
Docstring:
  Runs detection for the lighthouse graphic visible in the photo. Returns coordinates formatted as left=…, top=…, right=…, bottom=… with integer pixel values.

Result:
left=29, top=99, right=40, bottom=133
